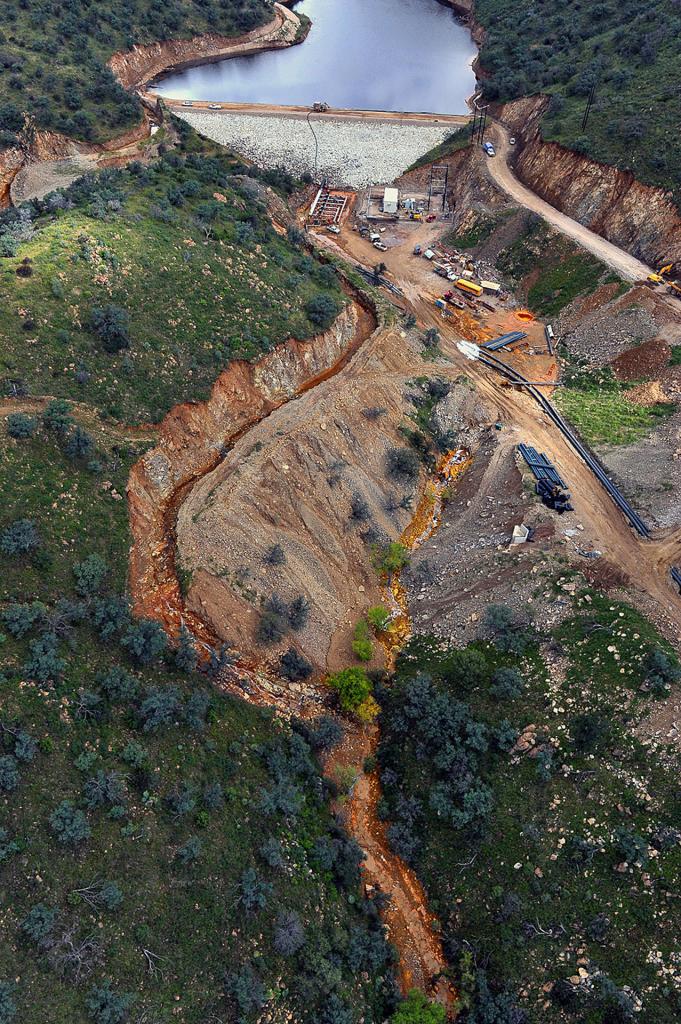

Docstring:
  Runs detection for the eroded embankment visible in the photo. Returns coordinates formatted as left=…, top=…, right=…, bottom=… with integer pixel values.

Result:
left=499, top=95, right=681, bottom=269
left=127, top=294, right=375, bottom=645
left=110, top=3, right=301, bottom=91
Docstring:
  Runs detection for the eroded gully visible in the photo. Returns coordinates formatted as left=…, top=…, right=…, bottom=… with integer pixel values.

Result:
left=126, top=285, right=472, bottom=1013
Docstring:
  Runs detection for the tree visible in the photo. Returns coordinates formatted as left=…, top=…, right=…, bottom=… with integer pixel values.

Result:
left=264, top=542, right=286, bottom=566
left=86, top=983, right=134, bottom=1024
left=42, top=399, right=73, bottom=436
left=327, top=667, right=371, bottom=713
left=386, top=446, right=420, bottom=481
left=73, top=554, right=108, bottom=597
left=0, top=980, right=16, bottom=1024
left=121, top=618, right=167, bottom=665
left=236, top=867, right=272, bottom=915
left=6, top=412, right=36, bottom=438
left=0, top=756, right=19, bottom=792
left=490, top=667, right=523, bottom=700
left=367, top=605, right=391, bottom=632
left=175, top=625, right=198, bottom=673
left=483, top=604, right=529, bottom=654
left=21, top=903, right=57, bottom=946
left=0, top=518, right=40, bottom=556
left=305, top=293, right=341, bottom=329
left=50, top=801, right=91, bottom=846
left=372, top=542, right=410, bottom=575
left=307, top=715, right=344, bottom=751
left=352, top=619, right=373, bottom=662
left=64, top=426, right=94, bottom=461
left=423, top=327, right=440, bottom=350
left=279, top=647, right=313, bottom=681
left=89, top=305, right=130, bottom=353
left=177, top=836, right=202, bottom=864
left=392, top=990, right=446, bottom=1024
left=288, top=595, right=310, bottom=632
left=273, top=909, right=305, bottom=956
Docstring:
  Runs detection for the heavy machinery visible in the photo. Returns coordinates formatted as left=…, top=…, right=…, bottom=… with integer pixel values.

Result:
left=454, top=278, right=483, bottom=297
left=312, top=101, right=329, bottom=112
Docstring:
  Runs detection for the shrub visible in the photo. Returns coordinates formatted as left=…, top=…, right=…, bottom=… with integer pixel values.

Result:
left=352, top=619, right=373, bottom=662
left=327, top=667, right=372, bottom=713
left=225, top=963, right=265, bottom=1014
left=171, top=622, right=195, bottom=671
left=571, top=711, right=611, bottom=751
left=260, top=836, right=284, bottom=869
left=386, top=446, right=420, bottom=480
left=423, top=328, right=440, bottom=350
left=372, top=542, right=410, bottom=575
left=257, top=596, right=288, bottom=645
left=237, top=867, right=272, bottom=915
left=392, top=990, right=446, bottom=1023
left=644, top=647, right=680, bottom=694
left=6, top=412, right=36, bottom=438
left=483, top=603, right=529, bottom=654
left=0, top=756, right=19, bottom=792
left=2, top=601, right=46, bottom=638
left=83, top=770, right=126, bottom=809
left=73, top=554, right=108, bottom=597
left=273, top=909, right=305, bottom=956
left=288, top=595, right=310, bottom=632
left=50, top=800, right=91, bottom=846
left=89, top=304, right=131, bottom=353
left=184, top=689, right=211, bottom=731
left=321, top=994, right=354, bottom=1024
left=22, top=632, right=65, bottom=683
left=0, top=518, right=40, bottom=556
left=490, top=667, right=523, bottom=700
left=307, top=715, right=344, bottom=751
left=98, top=666, right=138, bottom=703
left=367, top=605, right=391, bottom=632
left=138, top=687, right=180, bottom=732
left=21, top=903, right=57, bottom=946
left=202, top=781, right=224, bottom=810
left=264, top=542, right=286, bottom=566
left=121, top=619, right=167, bottom=665
left=42, top=399, right=73, bottom=435
left=86, top=982, right=134, bottom=1024
left=614, top=827, right=649, bottom=868
left=350, top=492, right=370, bottom=522
left=305, top=293, right=341, bottom=329
left=64, top=426, right=94, bottom=461
left=0, top=980, right=16, bottom=1023
left=279, top=647, right=313, bottom=681
left=177, top=836, right=202, bottom=864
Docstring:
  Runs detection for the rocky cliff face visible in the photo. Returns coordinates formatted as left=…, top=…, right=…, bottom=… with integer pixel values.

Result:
left=500, top=96, right=681, bottom=269
left=109, top=3, right=299, bottom=90
left=0, top=146, right=24, bottom=209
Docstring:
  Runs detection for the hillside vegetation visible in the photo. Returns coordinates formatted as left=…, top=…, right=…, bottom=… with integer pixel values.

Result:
left=0, top=131, right=345, bottom=423
left=0, top=0, right=271, bottom=146
left=0, top=389, right=397, bottom=1024
left=475, top=0, right=681, bottom=203
left=378, top=594, right=681, bottom=1023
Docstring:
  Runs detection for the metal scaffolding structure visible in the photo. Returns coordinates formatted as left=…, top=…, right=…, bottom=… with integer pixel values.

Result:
left=309, top=188, right=348, bottom=226
left=428, top=164, right=449, bottom=211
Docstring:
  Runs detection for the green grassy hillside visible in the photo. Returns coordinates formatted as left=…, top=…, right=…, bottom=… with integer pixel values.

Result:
left=475, top=0, right=681, bottom=204
left=0, top=398, right=397, bottom=1024
left=0, top=139, right=345, bottom=424
left=0, top=0, right=271, bottom=146
left=378, top=596, right=681, bottom=1023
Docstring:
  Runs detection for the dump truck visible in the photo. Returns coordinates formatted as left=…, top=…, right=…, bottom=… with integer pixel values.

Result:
left=454, top=278, right=483, bottom=297
left=312, top=101, right=329, bottom=112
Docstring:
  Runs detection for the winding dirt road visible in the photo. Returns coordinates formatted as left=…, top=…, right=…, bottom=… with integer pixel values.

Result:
left=486, top=124, right=654, bottom=284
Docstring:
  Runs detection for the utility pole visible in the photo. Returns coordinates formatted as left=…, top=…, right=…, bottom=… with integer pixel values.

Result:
left=306, top=109, right=319, bottom=179
left=581, top=80, right=596, bottom=133
left=472, top=101, right=488, bottom=145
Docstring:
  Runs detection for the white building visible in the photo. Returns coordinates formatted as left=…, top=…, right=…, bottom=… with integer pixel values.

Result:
left=383, top=187, right=399, bottom=214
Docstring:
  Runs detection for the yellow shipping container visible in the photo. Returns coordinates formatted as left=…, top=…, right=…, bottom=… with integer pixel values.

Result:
left=454, top=278, right=483, bottom=297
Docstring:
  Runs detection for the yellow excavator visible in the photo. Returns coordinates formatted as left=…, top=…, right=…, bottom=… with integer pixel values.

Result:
left=648, top=262, right=680, bottom=297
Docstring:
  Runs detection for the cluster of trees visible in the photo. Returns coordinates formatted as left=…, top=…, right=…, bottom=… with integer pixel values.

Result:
left=0, top=0, right=272, bottom=147
left=474, top=0, right=681, bottom=196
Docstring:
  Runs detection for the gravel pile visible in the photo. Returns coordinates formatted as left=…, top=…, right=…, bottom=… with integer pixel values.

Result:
left=558, top=301, right=659, bottom=367
left=177, top=110, right=449, bottom=187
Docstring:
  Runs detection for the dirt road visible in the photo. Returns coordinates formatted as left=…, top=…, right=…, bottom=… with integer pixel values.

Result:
left=486, top=125, right=653, bottom=284
left=159, top=97, right=471, bottom=128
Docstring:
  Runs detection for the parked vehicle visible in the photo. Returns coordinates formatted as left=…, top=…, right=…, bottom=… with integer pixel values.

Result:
left=413, top=245, right=422, bottom=255
left=181, top=100, right=193, bottom=107
left=326, top=225, right=341, bottom=235
left=483, top=141, right=496, bottom=156
left=208, top=103, right=221, bottom=110
left=454, top=278, right=483, bottom=297
left=373, top=241, right=388, bottom=251
left=509, top=137, right=516, bottom=145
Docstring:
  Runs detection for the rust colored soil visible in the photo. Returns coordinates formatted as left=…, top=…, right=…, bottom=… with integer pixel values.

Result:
left=611, top=337, right=672, bottom=382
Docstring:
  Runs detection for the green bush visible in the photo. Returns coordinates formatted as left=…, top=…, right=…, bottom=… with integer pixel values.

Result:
left=6, top=413, right=36, bottom=439
left=392, top=990, right=446, bottom=1024
left=327, top=667, right=372, bottom=713
left=89, top=305, right=131, bottom=354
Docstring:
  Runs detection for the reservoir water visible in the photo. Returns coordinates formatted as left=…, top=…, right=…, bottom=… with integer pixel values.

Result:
left=153, top=0, right=477, bottom=114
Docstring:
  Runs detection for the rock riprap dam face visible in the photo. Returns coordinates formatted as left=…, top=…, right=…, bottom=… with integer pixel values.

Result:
left=153, top=0, right=477, bottom=114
